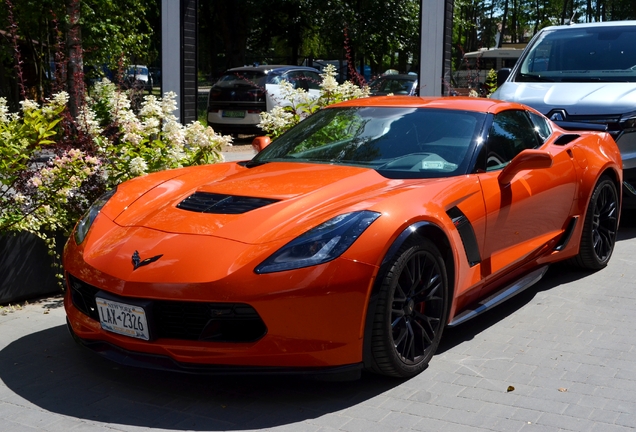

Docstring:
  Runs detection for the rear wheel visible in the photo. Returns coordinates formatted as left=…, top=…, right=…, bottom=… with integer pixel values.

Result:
left=368, top=238, right=448, bottom=378
left=572, top=176, right=618, bottom=270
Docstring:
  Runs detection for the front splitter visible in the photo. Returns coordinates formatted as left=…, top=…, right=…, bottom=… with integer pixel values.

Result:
left=66, top=318, right=363, bottom=381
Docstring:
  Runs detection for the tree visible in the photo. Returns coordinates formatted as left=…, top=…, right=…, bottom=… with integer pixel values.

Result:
left=0, top=0, right=155, bottom=108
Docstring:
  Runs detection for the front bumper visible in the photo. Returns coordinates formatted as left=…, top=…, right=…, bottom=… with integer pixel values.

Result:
left=207, top=111, right=262, bottom=135
left=607, top=131, right=636, bottom=208
left=67, top=318, right=363, bottom=379
left=623, top=166, right=636, bottom=205
left=63, top=252, right=377, bottom=370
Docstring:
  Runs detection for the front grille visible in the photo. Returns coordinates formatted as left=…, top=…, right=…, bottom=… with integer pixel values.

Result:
left=177, top=192, right=279, bottom=214
left=563, top=114, right=621, bottom=135
left=68, top=273, right=100, bottom=321
left=67, top=274, right=267, bottom=343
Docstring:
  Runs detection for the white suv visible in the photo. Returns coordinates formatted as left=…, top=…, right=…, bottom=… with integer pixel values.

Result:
left=492, top=21, right=636, bottom=206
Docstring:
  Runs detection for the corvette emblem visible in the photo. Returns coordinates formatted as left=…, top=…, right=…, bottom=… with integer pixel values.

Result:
left=132, top=250, right=163, bottom=270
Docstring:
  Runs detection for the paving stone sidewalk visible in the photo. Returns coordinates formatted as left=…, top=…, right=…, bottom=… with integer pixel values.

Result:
left=1, top=216, right=636, bottom=432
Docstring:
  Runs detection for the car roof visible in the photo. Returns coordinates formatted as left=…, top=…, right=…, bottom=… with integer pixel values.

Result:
left=328, top=96, right=531, bottom=115
left=541, top=20, right=636, bottom=32
left=224, top=65, right=321, bottom=74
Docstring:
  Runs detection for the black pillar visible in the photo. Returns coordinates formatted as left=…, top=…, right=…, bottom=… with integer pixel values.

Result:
left=181, top=0, right=197, bottom=124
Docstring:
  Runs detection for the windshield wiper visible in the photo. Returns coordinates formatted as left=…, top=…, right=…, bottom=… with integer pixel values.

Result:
left=518, top=73, right=555, bottom=82
left=244, top=159, right=270, bottom=168
left=560, top=77, right=600, bottom=82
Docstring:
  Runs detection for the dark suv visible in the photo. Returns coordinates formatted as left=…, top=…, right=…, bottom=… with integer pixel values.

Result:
left=207, top=65, right=322, bottom=136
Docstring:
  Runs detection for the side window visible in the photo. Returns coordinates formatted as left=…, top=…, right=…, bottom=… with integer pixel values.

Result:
left=283, top=71, right=308, bottom=90
left=528, top=111, right=552, bottom=143
left=303, top=71, right=322, bottom=90
left=486, top=110, right=541, bottom=171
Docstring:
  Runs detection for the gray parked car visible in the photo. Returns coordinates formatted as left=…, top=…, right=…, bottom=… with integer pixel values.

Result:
left=492, top=21, right=636, bottom=207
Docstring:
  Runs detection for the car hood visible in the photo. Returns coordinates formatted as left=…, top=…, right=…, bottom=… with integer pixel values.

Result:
left=101, top=162, right=424, bottom=245
left=493, top=82, right=636, bottom=116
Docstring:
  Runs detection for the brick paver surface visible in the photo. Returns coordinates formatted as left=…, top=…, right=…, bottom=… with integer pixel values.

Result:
left=1, top=214, right=635, bottom=432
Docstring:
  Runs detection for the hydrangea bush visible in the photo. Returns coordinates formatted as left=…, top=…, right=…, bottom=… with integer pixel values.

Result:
left=0, top=82, right=232, bottom=283
left=258, top=64, right=370, bottom=139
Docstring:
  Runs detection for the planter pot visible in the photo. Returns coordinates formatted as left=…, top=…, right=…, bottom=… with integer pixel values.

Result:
left=0, top=231, right=67, bottom=304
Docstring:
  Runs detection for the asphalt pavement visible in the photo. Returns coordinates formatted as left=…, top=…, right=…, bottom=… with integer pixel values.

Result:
left=1, top=206, right=636, bottom=431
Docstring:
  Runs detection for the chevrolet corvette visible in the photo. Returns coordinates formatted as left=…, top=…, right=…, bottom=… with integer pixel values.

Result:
left=64, top=96, right=622, bottom=379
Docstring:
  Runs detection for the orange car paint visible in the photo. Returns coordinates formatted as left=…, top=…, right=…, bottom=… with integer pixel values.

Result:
left=64, top=96, right=622, bottom=372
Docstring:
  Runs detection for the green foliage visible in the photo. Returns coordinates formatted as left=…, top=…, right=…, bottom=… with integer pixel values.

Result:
left=0, top=82, right=231, bottom=286
left=81, top=0, right=156, bottom=69
left=0, top=94, right=68, bottom=232
left=485, top=69, right=498, bottom=96
left=290, top=109, right=364, bottom=154
left=204, top=0, right=421, bottom=76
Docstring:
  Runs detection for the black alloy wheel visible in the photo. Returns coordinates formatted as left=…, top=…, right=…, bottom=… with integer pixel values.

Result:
left=368, top=238, right=448, bottom=378
left=572, top=175, right=618, bottom=270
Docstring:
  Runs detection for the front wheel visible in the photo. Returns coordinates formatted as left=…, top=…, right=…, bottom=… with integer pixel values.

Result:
left=367, top=238, right=448, bottom=378
left=572, top=176, right=619, bottom=270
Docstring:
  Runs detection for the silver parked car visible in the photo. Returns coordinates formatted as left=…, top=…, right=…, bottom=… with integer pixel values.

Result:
left=492, top=21, right=636, bottom=206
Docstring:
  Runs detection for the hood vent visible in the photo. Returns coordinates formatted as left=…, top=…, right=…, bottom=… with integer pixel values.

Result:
left=177, top=192, right=279, bottom=214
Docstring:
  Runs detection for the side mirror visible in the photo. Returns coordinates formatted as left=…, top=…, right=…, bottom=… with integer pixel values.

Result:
left=496, top=68, right=511, bottom=88
left=252, top=136, right=271, bottom=153
left=498, top=149, right=553, bottom=186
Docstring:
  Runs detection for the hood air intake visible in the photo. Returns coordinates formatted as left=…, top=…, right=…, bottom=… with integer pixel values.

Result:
left=177, top=192, right=279, bottom=214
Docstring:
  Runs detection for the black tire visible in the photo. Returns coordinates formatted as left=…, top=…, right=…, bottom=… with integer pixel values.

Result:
left=368, top=238, right=448, bottom=378
left=571, top=176, right=619, bottom=270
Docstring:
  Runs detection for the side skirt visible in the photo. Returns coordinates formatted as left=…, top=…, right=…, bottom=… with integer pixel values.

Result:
left=447, top=265, right=549, bottom=328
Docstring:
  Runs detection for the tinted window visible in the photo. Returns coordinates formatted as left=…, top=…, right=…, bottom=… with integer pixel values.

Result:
left=486, top=110, right=541, bottom=171
left=303, top=71, right=322, bottom=90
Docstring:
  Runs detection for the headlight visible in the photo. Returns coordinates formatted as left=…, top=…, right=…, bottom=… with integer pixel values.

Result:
left=74, top=188, right=117, bottom=245
left=255, top=210, right=381, bottom=274
left=620, top=111, right=636, bottom=130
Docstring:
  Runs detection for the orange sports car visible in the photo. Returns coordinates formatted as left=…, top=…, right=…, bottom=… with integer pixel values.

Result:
left=64, top=96, right=622, bottom=379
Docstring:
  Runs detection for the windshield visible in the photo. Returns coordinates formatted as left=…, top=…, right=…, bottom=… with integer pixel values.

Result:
left=128, top=66, right=148, bottom=75
left=250, top=107, right=485, bottom=179
left=518, top=25, right=636, bottom=82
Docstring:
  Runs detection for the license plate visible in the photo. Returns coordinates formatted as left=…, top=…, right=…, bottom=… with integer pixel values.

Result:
left=96, top=297, right=150, bottom=340
left=222, top=110, right=246, bottom=118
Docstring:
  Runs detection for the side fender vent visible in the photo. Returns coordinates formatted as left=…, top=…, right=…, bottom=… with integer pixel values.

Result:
left=553, top=134, right=580, bottom=146
left=177, top=192, right=279, bottom=214
left=554, top=216, right=578, bottom=251
left=446, top=207, right=481, bottom=266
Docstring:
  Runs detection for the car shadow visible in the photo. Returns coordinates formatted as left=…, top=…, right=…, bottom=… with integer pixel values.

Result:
left=438, top=210, right=636, bottom=352
left=0, top=324, right=400, bottom=430
left=2, top=214, right=633, bottom=430
left=438, top=262, right=590, bottom=353
left=619, top=208, right=636, bottom=240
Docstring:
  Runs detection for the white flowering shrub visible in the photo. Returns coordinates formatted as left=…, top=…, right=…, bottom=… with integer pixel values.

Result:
left=258, top=64, right=370, bottom=139
left=1, top=82, right=232, bottom=285
left=84, top=79, right=231, bottom=186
